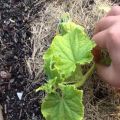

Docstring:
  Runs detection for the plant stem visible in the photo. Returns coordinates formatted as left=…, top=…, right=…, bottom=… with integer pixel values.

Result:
left=75, top=63, right=95, bottom=88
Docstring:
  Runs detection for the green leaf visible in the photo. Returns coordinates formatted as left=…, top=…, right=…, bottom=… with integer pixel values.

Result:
left=44, top=28, right=96, bottom=79
left=41, top=85, right=84, bottom=120
left=59, top=21, right=85, bottom=35
left=100, top=49, right=111, bottom=66
left=44, top=55, right=60, bottom=80
left=36, top=78, right=57, bottom=93
left=58, top=13, right=84, bottom=35
left=59, top=12, right=71, bottom=23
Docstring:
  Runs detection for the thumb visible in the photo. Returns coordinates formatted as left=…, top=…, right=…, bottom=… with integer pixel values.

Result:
left=96, top=64, right=120, bottom=87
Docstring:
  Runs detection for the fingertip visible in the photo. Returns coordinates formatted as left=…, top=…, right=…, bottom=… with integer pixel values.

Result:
left=96, top=64, right=120, bottom=88
left=96, top=64, right=112, bottom=83
left=92, top=30, right=108, bottom=48
left=96, top=64, right=108, bottom=76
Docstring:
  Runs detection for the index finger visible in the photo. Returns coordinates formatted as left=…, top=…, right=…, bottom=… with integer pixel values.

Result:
left=107, top=6, right=120, bottom=16
left=92, top=29, right=108, bottom=48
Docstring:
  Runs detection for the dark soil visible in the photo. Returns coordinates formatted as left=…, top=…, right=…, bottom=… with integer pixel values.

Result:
left=0, top=0, right=46, bottom=120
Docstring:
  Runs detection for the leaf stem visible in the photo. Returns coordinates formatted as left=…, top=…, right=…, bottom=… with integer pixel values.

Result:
left=75, top=63, right=95, bottom=88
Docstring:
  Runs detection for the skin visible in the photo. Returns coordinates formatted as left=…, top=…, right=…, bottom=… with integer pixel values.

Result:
left=93, top=6, right=120, bottom=88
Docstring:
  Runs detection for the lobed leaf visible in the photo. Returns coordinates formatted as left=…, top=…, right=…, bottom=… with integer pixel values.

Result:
left=41, top=85, right=84, bottom=120
left=44, top=28, right=96, bottom=80
left=36, top=78, right=57, bottom=93
left=59, top=21, right=85, bottom=35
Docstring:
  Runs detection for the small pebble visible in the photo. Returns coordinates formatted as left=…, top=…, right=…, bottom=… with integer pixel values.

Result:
left=17, top=92, right=23, bottom=100
left=0, top=71, right=11, bottom=79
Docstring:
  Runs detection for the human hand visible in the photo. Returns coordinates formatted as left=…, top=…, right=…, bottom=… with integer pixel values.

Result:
left=93, top=6, right=120, bottom=87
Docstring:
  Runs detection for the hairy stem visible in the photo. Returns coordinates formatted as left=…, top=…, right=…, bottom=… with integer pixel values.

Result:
left=75, top=63, right=95, bottom=88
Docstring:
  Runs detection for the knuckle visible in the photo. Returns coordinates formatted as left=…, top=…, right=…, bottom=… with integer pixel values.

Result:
left=97, top=17, right=114, bottom=28
left=107, top=23, right=120, bottom=36
left=101, top=17, right=112, bottom=24
left=108, top=28, right=115, bottom=36
left=107, top=23, right=120, bottom=45
left=98, top=17, right=106, bottom=24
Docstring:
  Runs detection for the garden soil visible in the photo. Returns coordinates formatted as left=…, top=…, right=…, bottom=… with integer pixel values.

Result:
left=0, top=0, right=120, bottom=120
